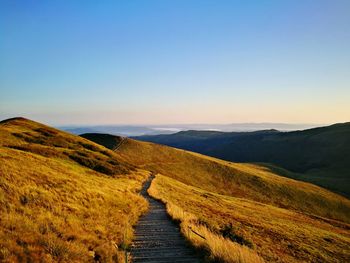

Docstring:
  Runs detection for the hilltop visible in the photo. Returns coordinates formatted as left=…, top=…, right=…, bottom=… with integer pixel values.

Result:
left=0, top=117, right=150, bottom=262
left=83, top=132, right=350, bottom=262
left=134, top=122, right=350, bottom=197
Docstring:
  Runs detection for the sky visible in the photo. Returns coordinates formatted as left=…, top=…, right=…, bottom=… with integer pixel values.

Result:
left=1, top=0, right=349, bottom=125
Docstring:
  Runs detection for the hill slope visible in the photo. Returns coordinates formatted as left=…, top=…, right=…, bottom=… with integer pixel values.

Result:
left=134, top=123, right=350, bottom=197
left=0, top=118, right=150, bottom=262
left=80, top=133, right=124, bottom=150
left=83, top=133, right=350, bottom=262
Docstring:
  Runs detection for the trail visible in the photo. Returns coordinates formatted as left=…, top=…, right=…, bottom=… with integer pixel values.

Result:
left=131, top=176, right=203, bottom=263
left=113, top=137, right=126, bottom=150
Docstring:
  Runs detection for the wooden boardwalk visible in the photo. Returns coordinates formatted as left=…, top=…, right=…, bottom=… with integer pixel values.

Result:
left=131, top=177, right=202, bottom=263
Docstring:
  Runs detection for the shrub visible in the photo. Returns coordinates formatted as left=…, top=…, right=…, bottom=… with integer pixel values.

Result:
left=79, top=142, right=100, bottom=152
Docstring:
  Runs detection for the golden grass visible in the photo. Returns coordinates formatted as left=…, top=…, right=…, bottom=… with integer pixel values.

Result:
left=117, top=138, right=350, bottom=224
left=6, top=118, right=349, bottom=262
left=0, top=118, right=134, bottom=176
left=162, top=201, right=264, bottom=263
left=148, top=174, right=350, bottom=262
left=0, top=118, right=150, bottom=262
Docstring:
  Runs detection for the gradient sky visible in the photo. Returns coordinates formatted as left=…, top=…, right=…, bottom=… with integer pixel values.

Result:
left=1, top=0, right=349, bottom=125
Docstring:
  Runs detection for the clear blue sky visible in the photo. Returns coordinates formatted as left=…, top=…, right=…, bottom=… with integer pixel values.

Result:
left=1, top=0, right=349, bottom=125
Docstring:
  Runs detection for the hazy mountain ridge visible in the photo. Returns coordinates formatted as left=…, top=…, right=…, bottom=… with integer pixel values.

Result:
left=60, top=123, right=320, bottom=137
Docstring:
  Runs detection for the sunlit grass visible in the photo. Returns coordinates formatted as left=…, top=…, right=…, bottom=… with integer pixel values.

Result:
left=148, top=174, right=350, bottom=262
left=118, top=138, right=350, bottom=223
left=160, top=200, right=265, bottom=263
left=0, top=118, right=150, bottom=262
left=8, top=118, right=349, bottom=262
left=114, top=137, right=350, bottom=261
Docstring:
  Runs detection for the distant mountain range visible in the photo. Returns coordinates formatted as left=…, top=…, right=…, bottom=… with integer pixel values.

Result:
left=134, top=122, right=350, bottom=197
left=60, top=123, right=321, bottom=137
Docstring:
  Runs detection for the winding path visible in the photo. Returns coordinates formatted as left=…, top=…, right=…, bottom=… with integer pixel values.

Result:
left=131, top=176, right=203, bottom=263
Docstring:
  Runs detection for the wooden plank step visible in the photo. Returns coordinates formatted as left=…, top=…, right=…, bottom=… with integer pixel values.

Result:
left=131, top=247, right=192, bottom=253
left=133, top=260, right=201, bottom=263
left=132, top=251, right=195, bottom=258
left=132, top=256, right=200, bottom=262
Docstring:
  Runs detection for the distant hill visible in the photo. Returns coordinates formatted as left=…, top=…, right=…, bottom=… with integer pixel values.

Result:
left=60, top=123, right=320, bottom=136
left=61, top=125, right=176, bottom=137
left=81, top=133, right=124, bottom=150
left=134, top=123, right=350, bottom=197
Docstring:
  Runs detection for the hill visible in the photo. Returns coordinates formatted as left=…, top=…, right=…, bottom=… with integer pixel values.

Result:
left=83, top=133, right=350, bottom=262
left=134, top=123, right=350, bottom=197
left=80, top=133, right=124, bottom=150
left=0, top=117, right=150, bottom=262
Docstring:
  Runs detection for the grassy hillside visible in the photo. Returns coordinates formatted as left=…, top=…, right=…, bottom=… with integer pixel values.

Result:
left=80, top=133, right=124, bottom=150
left=149, top=175, right=350, bottom=262
left=84, top=133, right=350, bottom=262
left=135, top=123, right=350, bottom=197
left=0, top=118, right=150, bottom=262
left=116, top=138, right=350, bottom=223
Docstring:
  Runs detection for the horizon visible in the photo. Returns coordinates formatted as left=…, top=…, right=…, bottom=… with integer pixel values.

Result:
left=0, top=116, right=330, bottom=128
left=58, top=120, right=334, bottom=137
left=1, top=1, right=350, bottom=125
left=58, top=121, right=328, bottom=127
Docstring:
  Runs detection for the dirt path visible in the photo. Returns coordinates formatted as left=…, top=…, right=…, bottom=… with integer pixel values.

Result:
left=113, top=137, right=126, bottom=150
left=131, top=176, right=203, bottom=263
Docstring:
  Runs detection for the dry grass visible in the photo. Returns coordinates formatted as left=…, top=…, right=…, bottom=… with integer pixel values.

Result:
left=161, top=201, right=264, bottom=263
left=115, top=138, right=350, bottom=261
left=0, top=118, right=150, bottom=262
left=148, top=174, right=350, bottom=262
left=117, top=138, right=350, bottom=224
